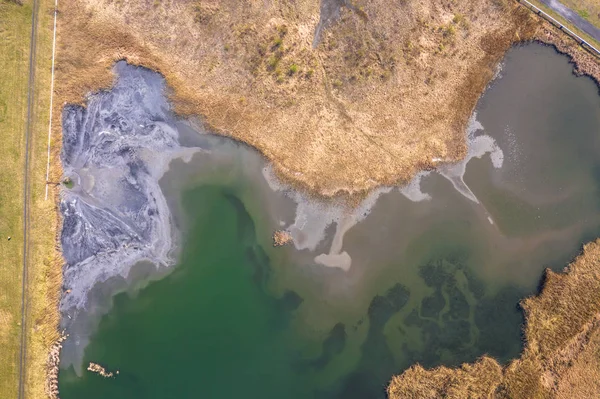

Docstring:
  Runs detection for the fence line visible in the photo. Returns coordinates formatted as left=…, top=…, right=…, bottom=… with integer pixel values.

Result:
left=517, top=0, right=600, bottom=58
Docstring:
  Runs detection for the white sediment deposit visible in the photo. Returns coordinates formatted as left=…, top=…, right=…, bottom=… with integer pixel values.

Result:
left=263, top=166, right=393, bottom=271
left=60, top=62, right=197, bottom=315
left=438, top=114, right=504, bottom=204
left=263, top=113, right=504, bottom=271
left=399, top=171, right=432, bottom=202
left=59, top=62, right=198, bottom=369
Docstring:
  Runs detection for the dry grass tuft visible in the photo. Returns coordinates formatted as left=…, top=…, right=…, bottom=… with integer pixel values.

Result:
left=51, top=0, right=552, bottom=199
left=388, top=357, right=503, bottom=398
left=388, top=240, right=600, bottom=399
left=272, top=230, right=293, bottom=247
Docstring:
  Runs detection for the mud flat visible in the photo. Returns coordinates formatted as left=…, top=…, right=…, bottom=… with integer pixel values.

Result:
left=58, top=62, right=198, bottom=368
left=58, top=44, right=600, bottom=398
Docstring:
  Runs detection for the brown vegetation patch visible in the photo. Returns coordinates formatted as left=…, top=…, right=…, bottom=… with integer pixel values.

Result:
left=53, top=0, right=545, bottom=198
left=0, top=309, right=12, bottom=345
left=535, top=23, right=600, bottom=83
left=388, top=357, right=503, bottom=399
left=273, top=230, right=293, bottom=247
left=87, top=362, right=118, bottom=378
left=388, top=240, right=600, bottom=399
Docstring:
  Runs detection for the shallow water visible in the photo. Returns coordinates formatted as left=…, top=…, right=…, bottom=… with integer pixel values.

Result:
left=59, top=44, right=600, bottom=398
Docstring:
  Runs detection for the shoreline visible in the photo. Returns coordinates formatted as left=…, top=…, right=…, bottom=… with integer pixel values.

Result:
left=388, top=239, right=600, bottom=398
left=49, top=0, right=537, bottom=198
left=45, top=6, right=600, bottom=398
left=534, top=25, right=600, bottom=87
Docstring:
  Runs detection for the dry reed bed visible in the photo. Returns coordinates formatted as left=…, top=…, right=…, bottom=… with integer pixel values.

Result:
left=52, top=0, right=543, bottom=199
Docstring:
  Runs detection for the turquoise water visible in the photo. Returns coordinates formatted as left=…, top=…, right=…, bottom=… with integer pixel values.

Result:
left=58, top=44, right=600, bottom=398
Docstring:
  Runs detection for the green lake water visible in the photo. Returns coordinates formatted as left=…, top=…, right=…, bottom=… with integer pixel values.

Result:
left=59, top=44, right=600, bottom=398
left=60, top=186, right=321, bottom=398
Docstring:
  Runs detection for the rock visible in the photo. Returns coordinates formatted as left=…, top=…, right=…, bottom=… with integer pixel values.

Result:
left=273, top=230, right=292, bottom=247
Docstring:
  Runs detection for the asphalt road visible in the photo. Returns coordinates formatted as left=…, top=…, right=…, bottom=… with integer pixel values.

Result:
left=540, top=0, right=600, bottom=42
left=18, top=0, right=40, bottom=397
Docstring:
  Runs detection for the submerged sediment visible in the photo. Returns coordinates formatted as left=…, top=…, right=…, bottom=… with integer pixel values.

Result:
left=59, top=62, right=197, bottom=368
left=388, top=239, right=600, bottom=399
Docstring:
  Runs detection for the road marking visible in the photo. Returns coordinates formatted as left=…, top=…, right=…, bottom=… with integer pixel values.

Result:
left=45, top=0, right=58, bottom=201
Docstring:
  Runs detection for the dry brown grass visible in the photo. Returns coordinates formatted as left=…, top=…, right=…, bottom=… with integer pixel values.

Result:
left=535, top=22, right=600, bottom=82
left=52, top=0, right=546, bottom=198
left=0, top=0, right=61, bottom=398
left=388, top=240, right=600, bottom=399
left=388, top=357, right=503, bottom=399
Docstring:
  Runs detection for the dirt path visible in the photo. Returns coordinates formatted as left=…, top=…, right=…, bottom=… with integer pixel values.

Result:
left=18, top=0, right=40, bottom=397
left=540, top=0, right=600, bottom=42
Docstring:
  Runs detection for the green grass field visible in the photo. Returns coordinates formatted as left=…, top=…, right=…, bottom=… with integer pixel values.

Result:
left=0, top=2, right=34, bottom=396
left=0, top=0, right=61, bottom=398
